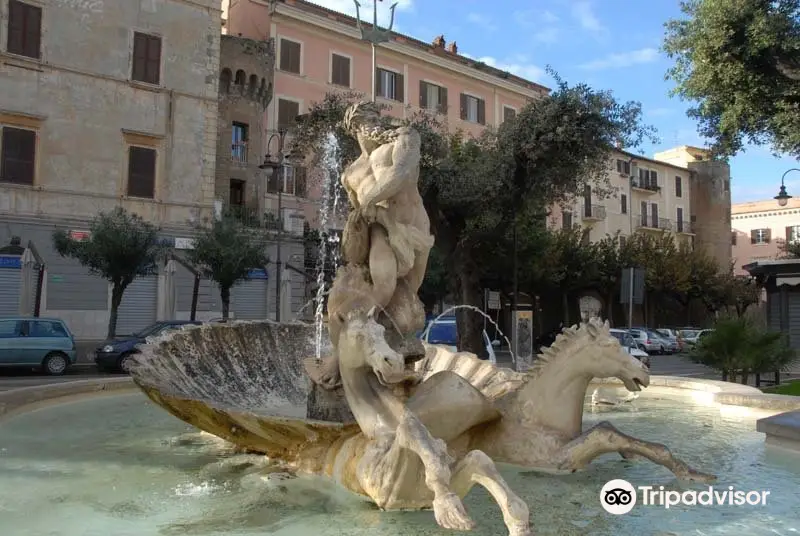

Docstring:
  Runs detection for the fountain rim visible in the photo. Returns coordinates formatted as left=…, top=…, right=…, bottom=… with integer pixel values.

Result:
left=2, top=375, right=799, bottom=423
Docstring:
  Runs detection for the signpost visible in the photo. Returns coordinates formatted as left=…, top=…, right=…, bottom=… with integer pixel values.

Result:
left=620, top=266, right=646, bottom=328
left=483, top=289, right=501, bottom=339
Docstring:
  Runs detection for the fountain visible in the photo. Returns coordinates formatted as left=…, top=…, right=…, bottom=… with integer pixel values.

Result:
left=3, top=101, right=800, bottom=535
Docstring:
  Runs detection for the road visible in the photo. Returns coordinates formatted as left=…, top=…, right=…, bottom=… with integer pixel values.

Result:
left=0, top=366, right=126, bottom=391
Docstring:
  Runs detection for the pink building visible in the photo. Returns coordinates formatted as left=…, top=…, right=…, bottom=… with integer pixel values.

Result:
left=732, top=198, right=800, bottom=275
left=225, top=0, right=548, bottom=225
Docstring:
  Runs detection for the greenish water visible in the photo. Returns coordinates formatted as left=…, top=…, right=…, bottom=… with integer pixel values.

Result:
left=0, top=393, right=798, bottom=535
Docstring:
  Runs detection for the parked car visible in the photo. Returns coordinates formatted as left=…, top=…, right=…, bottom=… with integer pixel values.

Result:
left=628, top=328, right=666, bottom=354
left=94, top=320, right=203, bottom=373
left=420, top=316, right=500, bottom=363
left=0, top=317, right=77, bottom=375
left=654, top=329, right=680, bottom=354
left=609, top=328, right=651, bottom=367
left=680, top=328, right=713, bottom=348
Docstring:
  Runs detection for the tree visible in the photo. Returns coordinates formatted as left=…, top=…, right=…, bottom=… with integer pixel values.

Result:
left=664, top=0, right=800, bottom=157
left=780, top=239, right=800, bottom=258
left=187, top=211, right=270, bottom=321
left=53, top=207, right=162, bottom=339
left=418, top=245, right=449, bottom=314
left=538, top=226, right=598, bottom=323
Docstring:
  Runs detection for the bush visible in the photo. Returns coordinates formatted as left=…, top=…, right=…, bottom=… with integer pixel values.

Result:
left=690, top=316, right=795, bottom=383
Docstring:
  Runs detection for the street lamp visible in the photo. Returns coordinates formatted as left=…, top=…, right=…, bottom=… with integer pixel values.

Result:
left=259, top=128, right=289, bottom=322
left=775, top=168, right=798, bottom=207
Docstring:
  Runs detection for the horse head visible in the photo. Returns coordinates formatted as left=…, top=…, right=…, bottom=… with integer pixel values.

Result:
left=334, top=305, right=414, bottom=386
left=578, top=318, right=650, bottom=392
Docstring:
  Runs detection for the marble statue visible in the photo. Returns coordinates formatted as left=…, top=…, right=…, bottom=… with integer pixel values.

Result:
left=129, top=101, right=715, bottom=536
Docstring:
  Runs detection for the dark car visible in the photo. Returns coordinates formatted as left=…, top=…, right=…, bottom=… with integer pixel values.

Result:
left=94, top=320, right=202, bottom=373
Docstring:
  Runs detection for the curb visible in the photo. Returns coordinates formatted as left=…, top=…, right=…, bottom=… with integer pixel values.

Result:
left=0, top=377, right=136, bottom=419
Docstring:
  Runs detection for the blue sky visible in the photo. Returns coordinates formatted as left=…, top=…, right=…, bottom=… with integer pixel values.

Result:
left=312, top=0, right=800, bottom=203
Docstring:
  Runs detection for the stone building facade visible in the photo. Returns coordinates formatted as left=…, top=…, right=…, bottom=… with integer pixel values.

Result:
left=0, top=0, right=221, bottom=338
left=213, top=34, right=306, bottom=321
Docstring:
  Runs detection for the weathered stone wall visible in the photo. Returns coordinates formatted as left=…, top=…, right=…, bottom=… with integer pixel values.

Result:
left=690, top=160, right=733, bottom=270
left=0, top=0, right=221, bottom=226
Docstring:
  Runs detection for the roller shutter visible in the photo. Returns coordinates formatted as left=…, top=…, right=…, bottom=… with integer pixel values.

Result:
left=231, top=278, right=268, bottom=320
left=0, top=268, right=20, bottom=314
left=116, top=276, right=158, bottom=335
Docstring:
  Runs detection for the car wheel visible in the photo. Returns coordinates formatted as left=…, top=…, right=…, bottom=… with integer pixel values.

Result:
left=42, top=352, right=69, bottom=376
left=117, top=353, right=135, bottom=374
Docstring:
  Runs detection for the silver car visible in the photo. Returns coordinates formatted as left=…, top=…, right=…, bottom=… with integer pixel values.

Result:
left=655, top=329, right=680, bottom=354
left=628, top=328, right=666, bottom=354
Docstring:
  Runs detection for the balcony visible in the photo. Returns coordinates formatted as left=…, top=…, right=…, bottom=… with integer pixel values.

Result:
left=231, top=142, right=248, bottom=166
left=636, top=215, right=672, bottom=231
left=631, top=179, right=660, bottom=194
left=227, top=204, right=305, bottom=237
left=675, top=220, right=695, bottom=234
left=582, top=204, right=607, bottom=222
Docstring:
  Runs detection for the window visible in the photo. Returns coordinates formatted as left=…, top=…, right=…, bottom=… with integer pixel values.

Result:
left=132, top=32, right=162, bottom=85
left=30, top=320, right=67, bottom=337
left=750, top=228, right=771, bottom=244
left=731, top=232, right=737, bottom=246
left=615, top=159, right=631, bottom=175
left=503, top=106, right=516, bottom=122
left=0, top=319, right=21, bottom=338
left=0, top=126, right=36, bottom=185
left=676, top=207, right=684, bottom=232
left=229, top=179, right=245, bottom=206
left=620, top=193, right=627, bottom=214
left=675, top=176, right=682, bottom=198
left=460, top=93, right=485, bottom=124
left=7, top=0, right=41, bottom=59
left=267, top=165, right=306, bottom=197
left=583, top=184, right=592, bottom=216
left=277, top=99, right=300, bottom=130
left=419, top=81, right=447, bottom=114
left=331, top=53, right=351, bottom=87
left=650, top=203, right=659, bottom=228
left=638, top=168, right=658, bottom=188
left=127, top=146, right=157, bottom=198
left=640, top=201, right=648, bottom=226
left=231, top=122, right=248, bottom=164
left=279, top=38, right=301, bottom=74
left=619, top=236, right=627, bottom=248
left=562, top=210, right=572, bottom=230
left=786, top=225, right=800, bottom=244
left=376, top=68, right=403, bottom=102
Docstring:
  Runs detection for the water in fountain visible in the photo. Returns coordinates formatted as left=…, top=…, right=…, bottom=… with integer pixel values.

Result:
left=313, top=131, right=342, bottom=361
left=422, top=305, right=515, bottom=364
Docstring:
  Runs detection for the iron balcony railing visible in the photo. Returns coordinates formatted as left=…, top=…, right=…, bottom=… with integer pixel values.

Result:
left=226, top=205, right=304, bottom=236
left=636, top=215, right=672, bottom=231
left=582, top=204, right=607, bottom=220
left=675, top=220, right=695, bottom=234
left=631, top=178, right=660, bottom=192
left=231, top=142, right=248, bottom=165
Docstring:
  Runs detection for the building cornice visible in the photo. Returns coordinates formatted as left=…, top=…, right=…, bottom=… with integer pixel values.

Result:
left=266, top=0, right=547, bottom=100
left=612, top=148, right=691, bottom=173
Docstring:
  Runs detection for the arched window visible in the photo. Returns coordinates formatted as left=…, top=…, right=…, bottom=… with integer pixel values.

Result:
left=234, top=70, right=246, bottom=93
left=248, top=74, right=258, bottom=97
left=219, top=68, right=232, bottom=94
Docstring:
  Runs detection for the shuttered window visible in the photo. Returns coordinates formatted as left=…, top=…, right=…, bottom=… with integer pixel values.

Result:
left=132, top=32, right=161, bottom=85
left=460, top=93, right=486, bottom=124
left=277, top=99, right=300, bottom=130
left=331, top=53, right=350, bottom=87
left=280, top=39, right=301, bottom=74
left=675, top=175, right=682, bottom=197
left=0, top=127, right=36, bottom=185
left=127, top=146, right=157, bottom=198
left=419, top=81, right=448, bottom=114
left=503, top=106, right=516, bottom=122
left=376, top=68, right=404, bottom=102
left=294, top=166, right=307, bottom=197
left=7, top=0, right=41, bottom=59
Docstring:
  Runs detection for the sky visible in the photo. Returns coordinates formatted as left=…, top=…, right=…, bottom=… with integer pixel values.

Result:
left=305, top=0, right=799, bottom=204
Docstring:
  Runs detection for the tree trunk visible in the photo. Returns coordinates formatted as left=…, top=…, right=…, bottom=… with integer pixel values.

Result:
left=221, top=285, right=231, bottom=321
left=107, top=284, right=125, bottom=339
left=606, top=290, right=614, bottom=325
left=454, top=248, right=485, bottom=358
left=562, top=291, right=570, bottom=324
left=721, top=369, right=729, bottom=382
left=740, top=370, right=750, bottom=385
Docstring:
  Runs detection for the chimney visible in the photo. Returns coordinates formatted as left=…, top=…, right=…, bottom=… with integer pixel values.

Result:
left=432, top=35, right=446, bottom=49
left=447, top=41, right=458, bottom=54
left=615, top=139, right=623, bottom=149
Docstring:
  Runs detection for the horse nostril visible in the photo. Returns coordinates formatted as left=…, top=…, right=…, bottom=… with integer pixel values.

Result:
left=384, top=357, right=391, bottom=364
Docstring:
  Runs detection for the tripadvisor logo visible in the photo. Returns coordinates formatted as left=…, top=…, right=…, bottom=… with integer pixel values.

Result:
left=600, top=479, right=770, bottom=515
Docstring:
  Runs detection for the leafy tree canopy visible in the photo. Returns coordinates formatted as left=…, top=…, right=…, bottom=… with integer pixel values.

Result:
left=188, top=211, right=270, bottom=291
left=52, top=207, right=163, bottom=338
left=664, top=0, right=800, bottom=157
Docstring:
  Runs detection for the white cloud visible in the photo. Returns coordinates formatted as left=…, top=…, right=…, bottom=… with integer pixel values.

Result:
left=579, top=48, right=659, bottom=71
left=647, top=107, right=674, bottom=117
left=468, top=53, right=545, bottom=83
left=571, top=2, right=606, bottom=36
left=305, top=0, right=413, bottom=21
left=466, top=12, right=497, bottom=31
left=533, top=27, right=559, bottom=44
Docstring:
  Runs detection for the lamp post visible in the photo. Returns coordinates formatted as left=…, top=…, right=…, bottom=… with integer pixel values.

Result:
left=259, top=128, right=289, bottom=322
left=353, top=0, right=398, bottom=102
left=776, top=168, right=798, bottom=207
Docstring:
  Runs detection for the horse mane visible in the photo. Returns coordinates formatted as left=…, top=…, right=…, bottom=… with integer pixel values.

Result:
left=527, top=317, right=609, bottom=379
